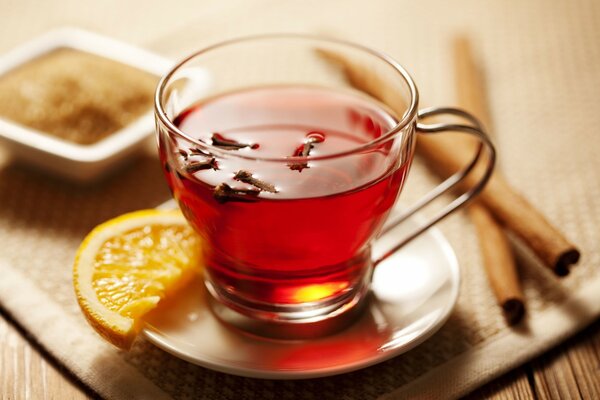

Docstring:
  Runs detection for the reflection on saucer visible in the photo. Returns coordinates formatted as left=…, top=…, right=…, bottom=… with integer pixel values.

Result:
left=373, top=253, right=434, bottom=302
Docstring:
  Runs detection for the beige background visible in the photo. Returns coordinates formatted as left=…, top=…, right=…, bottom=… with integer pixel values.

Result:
left=0, top=0, right=599, bottom=399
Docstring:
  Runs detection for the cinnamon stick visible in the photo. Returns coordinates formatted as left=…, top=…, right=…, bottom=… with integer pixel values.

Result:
left=317, top=43, right=580, bottom=276
left=421, top=36, right=580, bottom=276
left=469, top=203, right=524, bottom=324
left=449, top=36, right=523, bottom=323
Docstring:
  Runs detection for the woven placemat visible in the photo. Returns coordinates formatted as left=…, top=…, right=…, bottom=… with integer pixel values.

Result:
left=0, top=0, right=599, bottom=399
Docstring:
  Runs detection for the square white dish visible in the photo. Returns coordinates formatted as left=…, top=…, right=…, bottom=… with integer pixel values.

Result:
left=0, top=27, right=173, bottom=182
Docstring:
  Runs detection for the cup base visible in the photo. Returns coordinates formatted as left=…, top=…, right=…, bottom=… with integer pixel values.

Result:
left=204, top=275, right=371, bottom=340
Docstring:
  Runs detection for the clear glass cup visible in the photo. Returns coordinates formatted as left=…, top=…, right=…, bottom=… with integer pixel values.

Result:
left=155, top=34, right=495, bottom=338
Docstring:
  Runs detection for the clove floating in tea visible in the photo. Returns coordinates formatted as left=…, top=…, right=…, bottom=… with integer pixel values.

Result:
left=178, top=149, right=189, bottom=160
left=233, top=170, right=278, bottom=193
left=185, top=158, right=218, bottom=173
left=188, top=146, right=212, bottom=157
left=213, top=183, right=260, bottom=203
left=211, top=133, right=259, bottom=150
left=288, top=131, right=325, bottom=172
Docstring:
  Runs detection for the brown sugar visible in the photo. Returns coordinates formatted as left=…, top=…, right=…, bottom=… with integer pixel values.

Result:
left=0, top=48, right=157, bottom=145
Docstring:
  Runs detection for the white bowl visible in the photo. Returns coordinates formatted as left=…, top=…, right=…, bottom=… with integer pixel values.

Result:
left=0, top=27, right=173, bottom=182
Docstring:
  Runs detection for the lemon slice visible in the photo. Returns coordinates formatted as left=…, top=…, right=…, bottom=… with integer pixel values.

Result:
left=73, top=209, right=201, bottom=349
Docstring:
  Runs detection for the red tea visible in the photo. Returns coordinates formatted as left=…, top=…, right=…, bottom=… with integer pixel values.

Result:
left=159, top=86, right=410, bottom=306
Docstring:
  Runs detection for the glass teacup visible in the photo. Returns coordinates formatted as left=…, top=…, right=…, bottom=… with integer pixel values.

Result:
left=155, top=35, right=494, bottom=338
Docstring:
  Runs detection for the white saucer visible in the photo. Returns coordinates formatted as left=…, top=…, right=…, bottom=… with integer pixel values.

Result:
left=142, top=216, right=460, bottom=379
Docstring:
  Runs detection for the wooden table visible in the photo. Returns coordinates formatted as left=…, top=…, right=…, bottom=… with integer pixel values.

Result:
left=1, top=310, right=599, bottom=399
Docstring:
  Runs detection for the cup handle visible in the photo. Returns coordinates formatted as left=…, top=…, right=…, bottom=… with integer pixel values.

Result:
left=373, top=106, right=496, bottom=266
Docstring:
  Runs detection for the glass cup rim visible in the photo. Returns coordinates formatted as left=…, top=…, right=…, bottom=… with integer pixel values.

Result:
left=154, top=33, right=419, bottom=163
